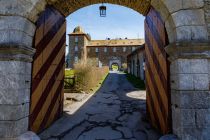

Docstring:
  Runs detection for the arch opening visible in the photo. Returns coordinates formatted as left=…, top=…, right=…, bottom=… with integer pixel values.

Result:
left=1, top=0, right=210, bottom=139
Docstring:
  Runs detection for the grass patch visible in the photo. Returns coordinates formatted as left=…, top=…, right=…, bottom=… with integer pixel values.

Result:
left=65, top=69, right=75, bottom=77
left=126, top=73, right=145, bottom=90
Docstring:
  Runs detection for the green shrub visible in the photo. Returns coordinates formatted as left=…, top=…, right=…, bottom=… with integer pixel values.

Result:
left=74, top=58, right=109, bottom=93
left=126, top=73, right=145, bottom=90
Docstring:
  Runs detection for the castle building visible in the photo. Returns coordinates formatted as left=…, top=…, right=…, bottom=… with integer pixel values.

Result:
left=67, top=26, right=144, bottom=69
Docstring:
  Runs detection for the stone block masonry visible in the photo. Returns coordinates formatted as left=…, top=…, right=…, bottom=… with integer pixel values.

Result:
left=166, top=43, right=210, bottom=140
left=0, top=0, right=210, bottom=139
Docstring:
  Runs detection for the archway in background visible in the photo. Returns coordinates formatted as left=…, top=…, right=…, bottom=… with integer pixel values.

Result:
left=111, top=63, right=120, bottom=71
left=0, top=0, right=209, bottom=139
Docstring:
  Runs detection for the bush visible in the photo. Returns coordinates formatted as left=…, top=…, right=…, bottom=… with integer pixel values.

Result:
left=122, top=63, right=128, bottom=72
left=74, top=58, right=109, bottom=93
left=126, top=73, right=145, bottom=90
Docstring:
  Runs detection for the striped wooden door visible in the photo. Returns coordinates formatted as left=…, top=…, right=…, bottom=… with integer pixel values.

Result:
left=145, top=7, right=171, bottom=134
left=29, top=6, right=66, bottom=133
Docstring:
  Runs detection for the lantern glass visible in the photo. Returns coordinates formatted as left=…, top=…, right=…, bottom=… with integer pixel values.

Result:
left=99, top=5, right=106, bottom=17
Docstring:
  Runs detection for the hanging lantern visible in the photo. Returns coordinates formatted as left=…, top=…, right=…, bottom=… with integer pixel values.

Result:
left=99, top=3, right=106, bottom=17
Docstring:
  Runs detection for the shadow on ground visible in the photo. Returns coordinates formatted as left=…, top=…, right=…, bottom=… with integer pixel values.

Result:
left=39, top=72, right=161, bottom=140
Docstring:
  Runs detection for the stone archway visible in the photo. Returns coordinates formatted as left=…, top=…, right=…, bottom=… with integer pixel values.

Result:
left=0, top=0, right=210, bottom=139
left=109, top=57, right=121, bottom=71
left=110, top=63, right=120, bottom=71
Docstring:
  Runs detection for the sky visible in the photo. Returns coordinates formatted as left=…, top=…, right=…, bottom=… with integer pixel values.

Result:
left=66, top=4, right=145, bottom=39
left=65, top=3, right=145, bottom=54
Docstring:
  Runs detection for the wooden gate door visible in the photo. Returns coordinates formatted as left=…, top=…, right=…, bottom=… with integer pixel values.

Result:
left=145, top=7, right=171, bottom=134
left=29, top=6, right=66, bottom=133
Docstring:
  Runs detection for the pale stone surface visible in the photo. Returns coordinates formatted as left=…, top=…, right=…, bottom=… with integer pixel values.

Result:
left=196, top=109, right=210, bottom=127
left=171, top=90, right=210, bottom=109
left=171, top=58, right=210, bottom=139
left=0, top=30, right=33, bottom=47
left=193, top=74, right=209, bottom=90
left=0, top=117, right=28, bottom=138
left=177, top=74, right=194, bottom=90
left=0, top=88, right=30, bottom=104
left=0, top=103, right=29, bottom=120
left=0, top=60, right=32, bottom=138
left=0, top=73, right=29, bottom=90
left=171, top=59, right=209, bottom=74
left=0, top=16, right=35, bottom=37
left=0, top=0, right=46, bottom=22
left=172, top=9, right=205, bottom=27
left=176, top=26, right=208, bottom=41
left=163, top=0, right=182, bottom=13
left=172, top=107, right=195, bottom=128
left=171, top=73, right=209, bottom=90
left=204, top=0, right=210, bottom=39
left=183, top=0, right=204, bottom=9
left=0, top=61, right=28, bottom=75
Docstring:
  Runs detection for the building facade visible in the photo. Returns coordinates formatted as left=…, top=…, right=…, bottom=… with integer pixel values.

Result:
left=127, top=45, right=145, bottom=80
left=67, top=26, right=145, bottom=69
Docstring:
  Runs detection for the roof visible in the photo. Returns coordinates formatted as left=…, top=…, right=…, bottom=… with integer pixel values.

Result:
left=127, top=45, right=145, bottom=58
left=87, top=39, right=145, bottom=47
left=73, top=26, right=84, bottom=34
left=69, top=26, right=91, bottom=40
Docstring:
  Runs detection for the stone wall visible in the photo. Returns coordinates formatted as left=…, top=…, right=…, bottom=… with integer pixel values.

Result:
left=0, top=0, right=210, bottom=139
left=68, top=34, right=88, bottom=68
left=87, top=46, right=134, bottom=68
left=166, top=43, right=210, bottom=140
left=127, top=46, right=145, bottom=80
left=204, top=0, right=210, bottom=40
left=0, top=3, right=35, bottom=138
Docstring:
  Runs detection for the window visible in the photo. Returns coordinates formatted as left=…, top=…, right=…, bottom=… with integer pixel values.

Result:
left=123, top=47, right=126, bottom=52
left=74, top=56, right=78, bottom=63
left=113, top=47, right=116, bottom=52
left=75, top=46, right=78, bottom=51
left=132, top=47, right=136, bottom=51
left=104, top=47, right=107, bottom=53
left=95, top=48, right=99, bottom=52
left=87, top=48, right=90, bottom=52
left=75, top=37, right=78, bottom=43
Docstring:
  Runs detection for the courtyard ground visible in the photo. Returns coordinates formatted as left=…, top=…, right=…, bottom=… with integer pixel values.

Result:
left=39, top=71, right=161, bottom=140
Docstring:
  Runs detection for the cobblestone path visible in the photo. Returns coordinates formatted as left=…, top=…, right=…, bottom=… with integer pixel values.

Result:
left=40, top=71, right=161, bottom=140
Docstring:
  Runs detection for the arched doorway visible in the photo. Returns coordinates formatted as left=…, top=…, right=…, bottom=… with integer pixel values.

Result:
left=111, top=63, right=119, bottom=71
left=0, top=1, right=209, bottom=139
left=109, top=57, right=121, bottom=71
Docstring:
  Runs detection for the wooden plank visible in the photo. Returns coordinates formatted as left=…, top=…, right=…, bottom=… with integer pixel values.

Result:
left=145, top=7, right=171, bottom=134
left=30, top=6, right=65, bottom=133
left=145, top=68, right=166, bottom=132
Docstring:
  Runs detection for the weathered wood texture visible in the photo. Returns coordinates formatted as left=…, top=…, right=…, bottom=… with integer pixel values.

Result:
left=145, top=7, right=171, bottom=134
left=29, top=6, right=66, bottom=133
